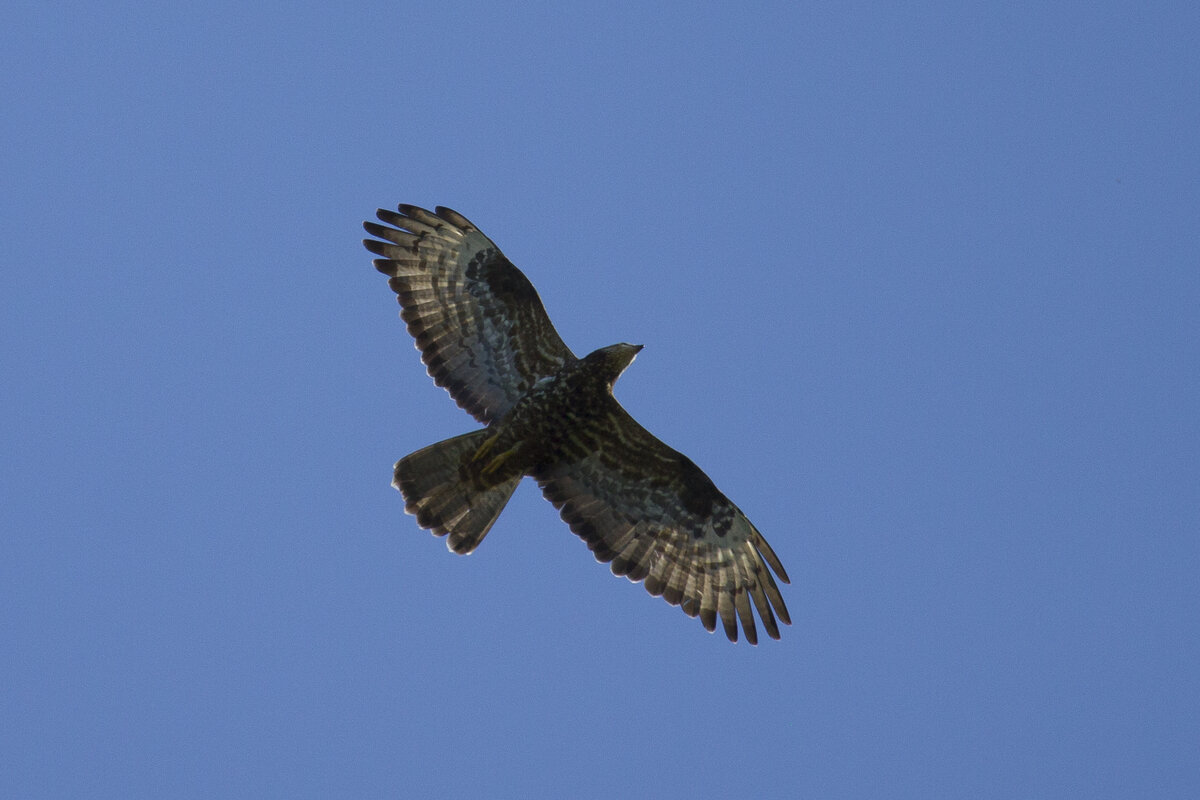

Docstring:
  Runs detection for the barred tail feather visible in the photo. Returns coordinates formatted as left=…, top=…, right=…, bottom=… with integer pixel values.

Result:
left=393, top=430, right=520, bottom=554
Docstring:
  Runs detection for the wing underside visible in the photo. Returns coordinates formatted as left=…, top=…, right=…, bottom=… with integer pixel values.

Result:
left=534, top=400, right=791, bottom=644
left=364, top=205, right=575, bottom=424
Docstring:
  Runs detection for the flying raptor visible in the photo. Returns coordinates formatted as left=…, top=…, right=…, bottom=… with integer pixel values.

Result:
left=364, top=205, right=790, bottom=643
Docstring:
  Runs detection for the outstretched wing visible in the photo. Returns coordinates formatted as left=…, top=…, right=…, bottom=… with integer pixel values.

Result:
left=364, top=205, right=575, bottom=424
left=533, top=400, right=791, bottom=644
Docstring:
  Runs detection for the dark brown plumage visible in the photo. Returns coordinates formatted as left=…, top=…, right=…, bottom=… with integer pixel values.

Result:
left=365, top=204, right=790, bottom=643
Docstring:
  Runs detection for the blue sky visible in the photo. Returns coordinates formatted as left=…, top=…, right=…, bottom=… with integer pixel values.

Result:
left=3, top=2, right=1198, bottom=797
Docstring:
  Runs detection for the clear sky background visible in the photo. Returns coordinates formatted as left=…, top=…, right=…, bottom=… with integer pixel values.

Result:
left=3, top=2, right=1198, bottom=798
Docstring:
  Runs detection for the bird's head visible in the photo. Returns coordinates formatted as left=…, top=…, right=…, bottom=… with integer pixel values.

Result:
left=586, top=342, right=644, bottom=387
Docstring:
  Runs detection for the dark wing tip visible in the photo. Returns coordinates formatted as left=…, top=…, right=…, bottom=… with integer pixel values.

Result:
left=363, top=220, right=403, bottom=242
left=754, top=535, right=790, bottom=584
left=433, top=206, right=475, bottom=230
left=393, top=203, right=433, bottom=220
left=362, top=237, right=391, bottom=257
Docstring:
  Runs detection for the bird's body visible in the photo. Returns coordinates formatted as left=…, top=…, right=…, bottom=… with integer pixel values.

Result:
left=464, top=344, right=644, bottom=488
left=365, top=205, right=790, bottom=643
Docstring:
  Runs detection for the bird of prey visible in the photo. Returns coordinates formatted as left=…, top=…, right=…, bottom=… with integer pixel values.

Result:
left=364, top=204, right=790, bottom=643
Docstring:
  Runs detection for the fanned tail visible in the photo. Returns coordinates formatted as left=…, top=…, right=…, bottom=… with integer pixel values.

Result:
left=393, top=430, right=520, bottom=554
